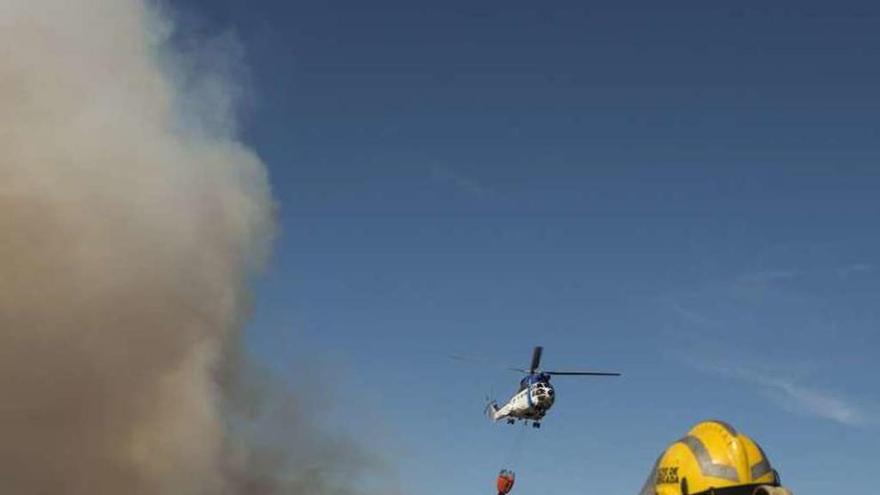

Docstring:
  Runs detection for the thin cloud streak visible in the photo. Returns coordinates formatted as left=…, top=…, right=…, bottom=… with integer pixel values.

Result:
left=428, top=163, right=494, bottom=198
left=764, top=378, right=866, bottom=426
left=670, top=303, right=717, bottom=327
left=694, top=360, right=874, bottom=428
left=837, top=263, right=875, bottom=277
left=665, top=261, right=878, bottom=428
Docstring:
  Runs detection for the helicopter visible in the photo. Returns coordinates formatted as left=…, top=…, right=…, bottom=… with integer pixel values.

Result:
left=486, top=346, right=621, bottom=428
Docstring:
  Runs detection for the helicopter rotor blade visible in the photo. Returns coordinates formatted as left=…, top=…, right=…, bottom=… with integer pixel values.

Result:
left=528, top=346, right=543, bottom=374
left=544, top=370, right=622, bottom=376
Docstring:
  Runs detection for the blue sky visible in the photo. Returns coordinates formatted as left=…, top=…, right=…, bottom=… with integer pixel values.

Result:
left=174, top=1, right=879, bottom=493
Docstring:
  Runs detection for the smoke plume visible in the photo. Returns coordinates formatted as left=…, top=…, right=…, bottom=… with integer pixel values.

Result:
left=0, top=1, right=360, bottom=493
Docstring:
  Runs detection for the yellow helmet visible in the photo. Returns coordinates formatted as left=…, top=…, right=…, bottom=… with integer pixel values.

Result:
left=639, top=420, right=793, bottom=495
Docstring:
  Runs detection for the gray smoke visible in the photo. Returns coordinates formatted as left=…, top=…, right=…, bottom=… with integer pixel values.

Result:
left=0, top=1, right=378, bottom=493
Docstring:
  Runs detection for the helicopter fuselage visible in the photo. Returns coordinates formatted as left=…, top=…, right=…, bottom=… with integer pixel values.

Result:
left=482, top=346, right=619, bottom=428
left=489, top=374, right=556, bottom=424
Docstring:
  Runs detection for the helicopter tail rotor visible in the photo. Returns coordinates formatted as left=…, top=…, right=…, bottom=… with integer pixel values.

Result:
left=484, top=398, right=500, bottom=421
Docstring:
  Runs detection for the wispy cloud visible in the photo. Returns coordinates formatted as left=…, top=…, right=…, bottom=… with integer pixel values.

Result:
left=428, top=163, right=493, bottom=198
left=836, top=263, right=875, bottom=277
left=670, top=303, right=717, bottom=327
left=693, top=359, right=875, bottom=427
left=730, top=269, right=802, bottom=303
left=664, top=256, right=878, bottom=427
left=763, top=377, right=867, bottom=426
left=737, top=270, right=800, bottom=285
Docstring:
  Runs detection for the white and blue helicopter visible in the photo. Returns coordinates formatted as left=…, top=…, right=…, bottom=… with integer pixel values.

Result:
left=486, top=346, right=621, bottom=428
